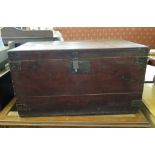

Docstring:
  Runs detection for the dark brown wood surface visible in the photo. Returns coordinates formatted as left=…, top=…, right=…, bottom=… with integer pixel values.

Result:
left=8, top=40, right=148, bottom=51
left=8, top=40, right=149, bottom=116
left=0, top=98, right=151, bottom=128
left=11, top=58, right=146, bottom=95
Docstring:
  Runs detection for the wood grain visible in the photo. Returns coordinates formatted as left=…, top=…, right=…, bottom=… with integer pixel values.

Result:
left=11, top=57, right=145, bottom=96
left=8, top=40, right=149, bottom=116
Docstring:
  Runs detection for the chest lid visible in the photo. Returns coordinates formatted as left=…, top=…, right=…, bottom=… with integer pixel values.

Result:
left=8, top=40, right=149, bottom=61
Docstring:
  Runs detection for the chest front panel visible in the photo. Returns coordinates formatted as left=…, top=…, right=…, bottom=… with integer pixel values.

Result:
left=10, top=55, right=146, bottom=96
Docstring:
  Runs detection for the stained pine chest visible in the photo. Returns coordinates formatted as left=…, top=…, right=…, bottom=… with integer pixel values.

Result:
left=8, top=40, right=149, bottom=116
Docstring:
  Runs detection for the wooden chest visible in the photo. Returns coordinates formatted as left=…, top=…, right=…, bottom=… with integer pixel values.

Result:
left=8, top=40, right=149, bottom=117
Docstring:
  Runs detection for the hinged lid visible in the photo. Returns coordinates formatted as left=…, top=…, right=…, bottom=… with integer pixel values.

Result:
left=8, top=40, right=149, bottom=61
left=9, top=40, right=148, bottom=52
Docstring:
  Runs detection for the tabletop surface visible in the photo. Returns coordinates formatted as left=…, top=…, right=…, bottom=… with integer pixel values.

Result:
left=143, top=83, right=155, bottom=117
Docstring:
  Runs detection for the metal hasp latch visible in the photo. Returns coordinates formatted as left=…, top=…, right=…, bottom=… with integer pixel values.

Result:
left=72, top=52, right=79, bottom=73
left=73, top=58, right=79, bottom=72
left=71, top=51, right=90, bottom=73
